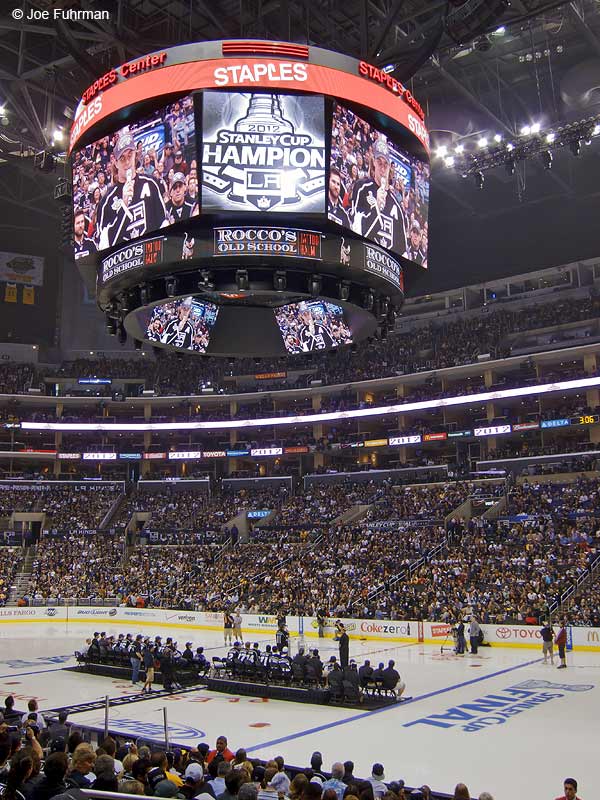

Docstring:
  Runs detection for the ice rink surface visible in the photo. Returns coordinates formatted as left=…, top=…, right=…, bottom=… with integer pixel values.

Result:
left=1, top=621, right=598, bottom=798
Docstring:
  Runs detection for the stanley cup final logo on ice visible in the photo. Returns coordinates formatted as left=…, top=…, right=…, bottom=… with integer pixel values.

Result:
left=202, top=92, right=326, bottom=212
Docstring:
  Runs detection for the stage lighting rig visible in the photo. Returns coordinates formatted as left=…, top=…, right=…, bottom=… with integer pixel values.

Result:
left=442, top=113, right=600, bottom=179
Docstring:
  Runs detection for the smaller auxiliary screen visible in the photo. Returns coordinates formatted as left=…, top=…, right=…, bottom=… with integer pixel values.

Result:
left=275, top=299, right=353, bottom=354
left=143, top=297, right=219, bottom=353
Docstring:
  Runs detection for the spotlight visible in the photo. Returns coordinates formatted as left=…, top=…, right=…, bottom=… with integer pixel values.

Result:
left=570, top=139, right=582, bottom=157
left=521, top=125, right=531, bottom=136
left=105, top=315, right=117, bottom=336
left=454, top=144, right=464, bottom=154
left=444, top=156, right=455, bottom=168
left=478, top=137, right=488, bottom=149
left=363, top=290, right=375, bottom=312
left=435, top=145, right=448, bottom=158
left=493, top=134, right=503, bottom=143
left=531, top=122, right=541, bottom=134
left=235, top=269, right=249, bottom=290
left=338, top=281, right=351, bottom=301
left=165, top=276, right=178, bottom=297
left=546, top=132, right=555, bottom=144
left=309, top=275, right=322, bottom=296
left=52, top=128, right=63, bottom=142
left=593, top=124, right=600, bottom=136
left=273, top=271, right=287, bottom=292
left=474, top=171, right=485, bottom=190
left=505, top=158, right=516, bottom=176
left=541, top=150, right=553, bottom=170
left=506, top=143, right=514, bottom=152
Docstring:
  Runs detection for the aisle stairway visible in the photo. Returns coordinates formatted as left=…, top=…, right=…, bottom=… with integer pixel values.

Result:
left=6, top=544, right=35, bottom=606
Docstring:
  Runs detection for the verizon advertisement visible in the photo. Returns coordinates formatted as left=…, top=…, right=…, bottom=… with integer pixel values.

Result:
left=202, top=91, right=325, bottom=213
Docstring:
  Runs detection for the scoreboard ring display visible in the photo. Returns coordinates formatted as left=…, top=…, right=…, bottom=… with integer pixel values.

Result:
left=71, top=39, right=430, bottom=358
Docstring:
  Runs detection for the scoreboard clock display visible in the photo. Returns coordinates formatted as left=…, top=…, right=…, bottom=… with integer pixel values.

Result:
left=71, top=40, right=430, bottom=358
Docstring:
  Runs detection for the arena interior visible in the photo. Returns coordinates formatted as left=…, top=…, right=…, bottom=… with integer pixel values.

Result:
left=1, top=2, right=600, bottom=800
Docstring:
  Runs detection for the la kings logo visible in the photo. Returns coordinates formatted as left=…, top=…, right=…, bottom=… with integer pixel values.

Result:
left=202, top=92, right=325, bottom=212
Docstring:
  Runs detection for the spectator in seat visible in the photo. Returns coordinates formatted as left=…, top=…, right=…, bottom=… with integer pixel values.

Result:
left=207, top=737, right=235, bottom=766
left=358, top=660, right=374, bottom=690
left=66, top=744, right=96, bottom=788
left=322, top=763, right=346, bottom=800
left=31, top=753, right=68, bottom=800
left=2, top=750, right=34, bottom=800
left=382, top=660, right=405, bottom=697
left=366, top=764, right=387, bottom=799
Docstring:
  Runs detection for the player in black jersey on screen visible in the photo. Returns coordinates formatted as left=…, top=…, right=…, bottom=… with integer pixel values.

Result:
left=96, top=132, right=169, bottom=249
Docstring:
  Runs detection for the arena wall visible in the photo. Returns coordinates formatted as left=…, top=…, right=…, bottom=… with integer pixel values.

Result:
left=1, top=606, right=599, bottom=652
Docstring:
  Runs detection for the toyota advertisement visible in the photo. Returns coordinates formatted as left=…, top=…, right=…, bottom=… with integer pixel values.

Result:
left=201, top=91, right=326, bottom=213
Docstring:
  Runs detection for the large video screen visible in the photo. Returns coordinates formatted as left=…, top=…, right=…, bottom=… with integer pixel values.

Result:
left=71, top=94, right=198, bottom=258
left=329, top=102, right=429, bottom=266
left=274, top=300, right=352, bottom=354
left=144, top=297, right=218, bottom=352
left=202, top=91, right=325, bottom=214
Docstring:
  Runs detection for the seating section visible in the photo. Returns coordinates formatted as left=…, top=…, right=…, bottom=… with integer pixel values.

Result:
left=0, top=547, right=21, bottom=605
left=1, top=293, right=598, bottom=395
left=2, top=478, right=598, bottom=628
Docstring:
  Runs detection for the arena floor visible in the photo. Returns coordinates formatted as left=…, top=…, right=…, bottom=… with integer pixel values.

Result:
left=0, top=622, right=597, bottom=798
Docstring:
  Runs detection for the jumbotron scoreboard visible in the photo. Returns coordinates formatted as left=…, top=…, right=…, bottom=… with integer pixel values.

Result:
left=70, top=40, right=430, bottom=358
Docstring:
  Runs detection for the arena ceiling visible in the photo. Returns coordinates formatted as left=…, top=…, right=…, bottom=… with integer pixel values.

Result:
left=0, top=0, right=599, bottom=287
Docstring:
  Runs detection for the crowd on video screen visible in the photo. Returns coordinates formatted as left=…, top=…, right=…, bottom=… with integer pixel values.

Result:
left=144, top=298, right=218, bottom=353
left=275, top=301, right=353, bottom=354
left=329, top=102, right=429, bottom=266
left=71, top=94, right=198, bottom=259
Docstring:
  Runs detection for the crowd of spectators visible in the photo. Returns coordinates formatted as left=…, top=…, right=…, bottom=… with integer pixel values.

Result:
left=1, top=292, right=598, bottom=398
left=28, top=534, right=125, bottom=599
left=4, top=475, right=600, bottom=627
left=0, top=483, right=122, bottom=530
left=0, top=720, right=496, bottom=800
left=39, top=484, right=123, bottom=530
left=117, top=487, right=287, bottom=533
left=367, top=483, right=474, bottom=522
left=270, top=484, right=388, bottom=528
left=377, top=479, right=600, bottom=624
left=0, top=547, right=20, bottom=605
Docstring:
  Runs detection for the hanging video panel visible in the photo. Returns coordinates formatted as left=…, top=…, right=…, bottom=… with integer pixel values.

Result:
left=201, top=91, right=326, bottom=214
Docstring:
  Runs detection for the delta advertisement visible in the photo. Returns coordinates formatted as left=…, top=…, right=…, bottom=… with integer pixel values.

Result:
left=202, top=91, right=326, bottom=213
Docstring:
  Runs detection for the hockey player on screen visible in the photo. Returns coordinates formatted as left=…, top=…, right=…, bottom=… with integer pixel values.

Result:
left=160, top=298, right=195, bottom=350
left=350, top=136, right=407, bottom=255
left=96, top=132, right=169, bottom=250
left=297, top=303, right=335, bottom=352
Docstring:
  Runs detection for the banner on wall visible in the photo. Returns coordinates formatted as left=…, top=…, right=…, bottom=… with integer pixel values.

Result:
left=0, top=252, right=44, bottom=286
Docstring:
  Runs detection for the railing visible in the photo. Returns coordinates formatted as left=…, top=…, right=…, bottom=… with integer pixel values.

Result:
left=547, top=552, right=600, bottom=615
